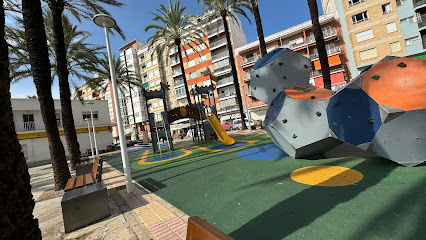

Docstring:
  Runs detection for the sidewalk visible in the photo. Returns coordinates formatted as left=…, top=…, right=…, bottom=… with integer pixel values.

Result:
left=30, top=160, right=190, bottom=239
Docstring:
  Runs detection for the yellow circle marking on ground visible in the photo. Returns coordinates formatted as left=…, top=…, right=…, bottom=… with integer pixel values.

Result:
left=290, top=165, right=363, bottom=187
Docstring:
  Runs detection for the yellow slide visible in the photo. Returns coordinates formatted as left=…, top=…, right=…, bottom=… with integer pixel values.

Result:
left=207, top=115, right=235, bottom=146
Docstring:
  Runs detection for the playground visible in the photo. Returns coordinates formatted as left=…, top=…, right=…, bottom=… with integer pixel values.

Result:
left=104, top=132, right=426, bottom=239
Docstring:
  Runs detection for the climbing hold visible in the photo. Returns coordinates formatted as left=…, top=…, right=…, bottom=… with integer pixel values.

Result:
left=332, top=122, right=338, bottom=127
left=253, top=87, right=256, bottom=90
left=283, top=76, right=287, bottom=79
left=282, top=119, right=288, bottom=123
left=368, top=118, right=375, bottom=124
left=278, top=104, right=282, bottom=108
left=304, top=64, right=308, bottom=69
left=310, top=96, right=316, bottom=99
left=265, top=115, right=268, bottom=119
left=333, top=102, right=339, bottom=107
left=256, top=74, right=259, bottom=78
left=372, top=75, right=380, bottom=80
left=316, top=112, right=321, bottom=117
left=273, top=88, right=276, bottom=92
left=397, top=62, right=407, bottom=68
left=271, top=103, right=274, bottom=106
left=279, top=62, right=283, bottom=66
left=292, top=134, right=297, bottom=139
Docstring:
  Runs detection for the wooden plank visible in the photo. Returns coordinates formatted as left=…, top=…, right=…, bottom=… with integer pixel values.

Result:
left=64, top=178, right=76, bottom=192
left=186, top=216, right=234, bottom=240
left=85, top=173, right=94, bottom=186
left=75, top=175, right=84, bottom=188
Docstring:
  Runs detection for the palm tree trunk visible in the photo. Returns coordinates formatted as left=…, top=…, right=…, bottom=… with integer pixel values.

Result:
left=221, top=15, right=248, bottom=130
left=176, top=39, right=192, bottom=105
left=251, top=0, right=267, bottom=57
left=0, top=2, right=42, bottom=239
left=307, top=0, right=331, bottom=90
left=22, top=0, right=71, bottom=190
left=49, top=3, right=81, bottom=166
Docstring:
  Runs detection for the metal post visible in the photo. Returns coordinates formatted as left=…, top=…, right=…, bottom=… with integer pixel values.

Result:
left=153, top=116, right=162, bottom=158
left=161, top=117, right=172, bottom=156
left=94, top=14, right=133, bottom=193
left=85, top=119, right=94, bottom=157
left=88, top=102, right=99, bottom=156
left=242, top=85, right=252, bottom=134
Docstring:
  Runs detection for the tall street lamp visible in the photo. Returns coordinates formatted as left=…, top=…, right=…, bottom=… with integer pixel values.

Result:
left=93, top=14, right=133, bottom=193
left=85, top=119, right=94, bottom=157
left=87, top=102, right=99, bottom=156
left=241, top=85, right=252, bottom=134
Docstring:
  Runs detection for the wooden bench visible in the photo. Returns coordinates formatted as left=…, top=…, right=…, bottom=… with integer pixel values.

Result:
left=186, top=216, right=234, bottom=240
left=61, top=156, right=110, bottom=233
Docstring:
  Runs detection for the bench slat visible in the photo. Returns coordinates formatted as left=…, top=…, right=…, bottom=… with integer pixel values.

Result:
left=92, top=161, right=99, bottom=180
left=64, top=178, right=76, bottom=192
left=85, top=173, right=94, bottom=186
left=75, top=175, right=84, bottom=188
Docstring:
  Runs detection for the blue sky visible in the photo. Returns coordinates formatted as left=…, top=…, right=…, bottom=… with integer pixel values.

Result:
left=10, top=0, right=323, bottom=99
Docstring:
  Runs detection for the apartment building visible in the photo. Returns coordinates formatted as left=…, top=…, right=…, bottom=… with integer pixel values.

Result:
left=103, top=39, right=147, bottom=142
left=167, top=16, right=247, bottom=123
left=12, top=98, right=112, bottom=164
left=73, top=83, right=103, bottom=100
left=335, top=0, right=426, bottom=76
left=235, top=12, right=351, bottom=121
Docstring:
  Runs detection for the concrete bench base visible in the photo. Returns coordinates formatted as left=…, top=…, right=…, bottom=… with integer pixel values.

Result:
left=61, top=182, right=111, bottom=233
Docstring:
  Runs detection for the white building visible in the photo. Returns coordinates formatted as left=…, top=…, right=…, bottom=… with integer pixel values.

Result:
left=12, top=98, right=113, bottom=165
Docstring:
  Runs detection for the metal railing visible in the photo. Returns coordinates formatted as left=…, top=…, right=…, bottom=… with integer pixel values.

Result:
left=169, top=47, right=178, bottom=55
left=212, top=50, right=229, bottom=61
left=418, top=14, right=426, bottom=28
left=207, top=25, right=225, bottom=36
left=172, top=69, right=182, bottom=77
left=220, top=105, right=239, bottom=113
left=210, top=37, right=227, bottom=49
left=414, top=0, right=426, bottom=7
left=306, top=27, right=338, bottom=44
left=312, top=65, right=345, bottom=77
left=218, top=91, right=236, bottom=99
left=213, top=65, right=231, bottom=74
left=15, top=120, right=64, bottom=132
left=242, top=55, right=259, bottom=65
left=170, top=58, right=180, bottom=66
left=310, top=47, right=341, bottom=60
left=216, top=76, right=234, bottom=87
left=174, top=78, right=184, bottom=87
left=175, top=92, right=186, bottom=99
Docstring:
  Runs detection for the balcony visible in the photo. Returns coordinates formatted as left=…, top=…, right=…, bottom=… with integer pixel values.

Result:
left=174, top=78, right=185, bottom=87
left=218, top=91, right=236, bottom=100
left=172, top=69, right=182, bottom=78
left=15, top=120, right=65, bottom=132
left=209, top=37, right=227, bottom=50
left=219, top=105, right=239, bottom=113
left=169, top=47, right=178, bottom=56
left=241, top=55, right=259, bottom=68
left=418, top=14, right=426, bottom=30
left=244, top=73, right=251, bottom=82
left=414, top=0, right=426, bottom=9
left=311, top=65, right=345, bottom=77
left=306, top=28, right=338, bottom=45
left=310, top=47, right=342, bottom=60
left=212, top=50, right=229, bottom=62
left=170, top=58, right=180, bottom=67
left=175, top=92, right=187, bottom=100
left=207, top=25, right=225, bottom=37
left=216, top=76, right=234, bottom=88
left=213, top=65, right=232, bottom=77
left=200, top=67, right=211, bottom=75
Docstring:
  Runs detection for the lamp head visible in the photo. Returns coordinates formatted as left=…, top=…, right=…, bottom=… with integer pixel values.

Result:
left=93, top=14, right=116, bottom=28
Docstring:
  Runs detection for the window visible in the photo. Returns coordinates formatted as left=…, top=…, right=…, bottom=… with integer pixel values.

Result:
left=188, top=59, right=195, bottom=68
left=390, top=41, right=402, bottom=53
left=359, top=48, right=378, bottom=61
left=148, top=71, right=153, bottom=78
left=352, top=11, right=369, bottom=24
left=355, top=29, right=374, bottom=42
left=199, top=55, right=207, bottom=63
left=149, top=81, right=155, bottom=88
left=348, top=0, right=365, bottom=7
left=203, top=80, right=211, bottom=86
left=146, top=60, right=152, bottom=68
left=189, top=71, right=197, bottom=79
left=405, top=36, right=421, bottom=46
left=152, top=58, right=157, bottom=66
left=155, top=79, right=161, bottom=86
left=185, top=48, right=193, bottom=55
left=382, top=3, right=392, bottom=14
left=82, top=112, right=98, bottom=120
left=159, top=101, right=163, bottom=107
left=386, top=22, right=397, bottom=33
left=153, top=69, right=159, bottom=76
left=197, top=44, right=206, bottom=51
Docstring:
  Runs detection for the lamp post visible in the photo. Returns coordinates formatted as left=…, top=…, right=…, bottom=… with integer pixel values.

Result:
left=87, top=102, right=99, bottom=156
left=241, top=85, right=252, bottom=134
left=85, top=119, right=94, bottom=157
left=93, top=14, right=133, bottom=193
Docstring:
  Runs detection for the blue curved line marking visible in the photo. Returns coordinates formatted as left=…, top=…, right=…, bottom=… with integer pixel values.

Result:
left=238, top=144, right=289, bottom=160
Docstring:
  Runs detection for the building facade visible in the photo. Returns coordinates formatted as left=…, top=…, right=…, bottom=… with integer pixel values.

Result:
left=13, top=99, right=112, bottom=164
left=235, top=12, right=351, bottom=121
left=73, top=83, right=103, bottom=100
left=335, top=0, right=426, bottom=76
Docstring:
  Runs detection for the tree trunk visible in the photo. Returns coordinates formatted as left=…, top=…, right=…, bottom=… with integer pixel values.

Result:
left=221, top=14, right=248, bottom=130
left=0, top=2, right=42, bottom=239
left=307, top=0, right=331, bottom=90
left=251, top=0, right=267, bottom=57
left=176, top=39, right=192, bottom=105
left=50, top=3, right=81, bottom=167
left=22, top=0, right=71, bottom=190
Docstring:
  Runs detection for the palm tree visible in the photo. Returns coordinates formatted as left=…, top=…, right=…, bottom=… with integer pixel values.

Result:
left=0, top=2, right=42, bottom=239
left=43, top=0, right=125, bottom=167
left=86, top=53, right=141, bottom=100
left=307, top=0, right=331, bottom=90
left=26, top=95, right=38, bottom=99
left=22, top=0, right=71, bottom=190
left=145, top=0, right=207, bottom=105
left=197, top=0, right=252, bottom=130
left=250, top=0, right=267, bottom=56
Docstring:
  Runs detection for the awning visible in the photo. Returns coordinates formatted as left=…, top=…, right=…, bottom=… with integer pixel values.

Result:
left=314, top=72, right=346, bottom=87
left=313, top=54, right=341, bottom=70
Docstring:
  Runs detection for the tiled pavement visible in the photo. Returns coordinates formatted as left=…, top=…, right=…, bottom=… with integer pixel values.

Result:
left=30, top=158, right=189, bottom=239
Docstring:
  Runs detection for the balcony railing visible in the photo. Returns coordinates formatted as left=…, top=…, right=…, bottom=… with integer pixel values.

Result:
left=306, top=27, right=338, bottom=44
left=169, top=47, right=178, bottom=55
left=213, top=65, right=232, bottom=74
left=212, top=50, right=229, bottom=61
left=200, top=67, right=211, bottom=75
left=218, top=91, right=236, bottom=99
left=216, top=76, right=234, bottom=87
left=242, top=55, right=259, bottom=66
left=174, top=79, right=184, bottom=87
left=312, top=65, right=345, bottom=77
left=210, top=37, right=227, bottom=49
left=170, top=58, right=180, bottom=66
left=175, top=92, right=186, bottom=99
left=418, top=14, right=426, bottom=28
left=172, top=69, right=182, bottom=77
left=414, top=0, right=426, bottom=8
left=15, top=120, right=64, bottom=132
left=244, top=73, right=251, bottom=82
left=220, top=105, right=239, bottom=113
left=207, top=25, right=225, bottom=36
left=310, top=47, right=342, bottom=60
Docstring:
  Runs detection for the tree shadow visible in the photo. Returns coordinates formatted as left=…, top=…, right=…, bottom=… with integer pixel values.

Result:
left=229, top=158, right=397, bottom=239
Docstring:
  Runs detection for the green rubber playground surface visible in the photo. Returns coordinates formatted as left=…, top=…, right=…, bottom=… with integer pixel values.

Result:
left=104, top=134, right=426, bottom=239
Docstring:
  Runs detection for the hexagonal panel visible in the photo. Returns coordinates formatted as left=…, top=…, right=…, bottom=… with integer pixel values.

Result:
left=264, top=91, right=286, bottom=127
left=327, top=88, right=382, bottom=146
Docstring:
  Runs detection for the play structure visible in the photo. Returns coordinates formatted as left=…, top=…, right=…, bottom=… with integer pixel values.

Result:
left=250, top=48, right=426, bottom=167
